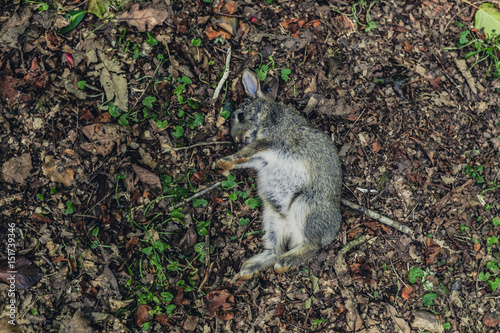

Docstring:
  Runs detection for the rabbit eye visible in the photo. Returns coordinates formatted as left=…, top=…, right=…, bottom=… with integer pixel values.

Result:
left=236, top=112, right=245, bottom=122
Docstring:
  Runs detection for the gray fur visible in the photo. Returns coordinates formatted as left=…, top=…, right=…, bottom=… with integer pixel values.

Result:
left=217, top=69, right=342, bottom=279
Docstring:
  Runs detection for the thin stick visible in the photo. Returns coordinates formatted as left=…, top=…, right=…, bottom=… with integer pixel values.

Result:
left=341, top=198, right=414, bottom=235
left=163, top=141, right=232, bottom=153
left=340, top=235, right=375, bottom=255
left=169, top=181, right=222, bottom=211
left=212, top=47, right=232, bottom=100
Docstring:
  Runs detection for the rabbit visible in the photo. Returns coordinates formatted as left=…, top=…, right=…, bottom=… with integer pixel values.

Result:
left=217, top=69, right=342, bottom=280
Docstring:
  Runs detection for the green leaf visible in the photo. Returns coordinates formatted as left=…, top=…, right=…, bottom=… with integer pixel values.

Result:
left=365, top=20, right=377, bottom=32
left=77, top=81, right=86, bottom=90
left=229, top=193, right=237, bottom=201
left=192, top=113, right=204, bottom=127
left=245, top=198, right=262, bottom=209
left=36, top=193, right=44, bottom=201
left=239, top=217, right=250, bottom=226
left=191, top=38, right=201, bottom=47
left=167, top=261, right=179, bottom=271
left=493, top=217, right=500, bottom=226
left=408, top=267, right=425, bottom=284
left=220, top=110, right=231, bottom=119
left=156, top=120, right=168, bottom=129
left=487, top=236, right=499, bottom=246
left=198, top=227, right=208, bottom=236
left=88, top=0, right=110, bottom=19
left=172, top=125, right=184, bottom=138
left=108, top=102, right=121, bottom=117
left=118, top=114, right=130, bottom=126
left=193, top=198, right=208, bottom=208
left=170, top=208, right=184, bottom=219
left=181, top=76, right=192, bottom=84
left=488, top=277, right=500, bottom=292
left=486, top=260, right=499, bottom=271
left=479, top=271, right=491, bottom=281
left=187, top=98, right=198, bottom=109
left=161, top=292, right=174, bottom=302
left=59, top=10, right=87, bottom=34
left=475, top=3, right=500, bottom=38
left=65, top=201, right=75, bottom=214
left=141, top=247, right=153, bottom=255
left=421, top=292, right=437, bottom=307
left=166, top=304, right=176, bottom=315
left=143, top=96, right=156, bottom=108
left=146, top=32, right=158, bottom=46
left=222, top=174, right=237, bottom=189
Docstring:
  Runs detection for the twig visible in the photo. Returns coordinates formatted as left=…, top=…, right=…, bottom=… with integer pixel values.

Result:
left=169, top=181, right=222, bottom=211
left=163, top=141, right=232, bottom=153
left=341, top=198, right=414, bottom=235
left=212, top=47, right=232, bottom=100
left=340, top=235, right=375, bottom=255
left=199, top=262, right=214, bottom=290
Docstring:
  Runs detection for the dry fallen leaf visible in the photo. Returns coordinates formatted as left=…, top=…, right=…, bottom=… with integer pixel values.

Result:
left=2, top=153, right=32, bottom=185
left=81, top=123, right=123, bottom=157
left=372, top=141, right=382, bottom=152
left=402, top=285, right=414, bottom=299
left=134, top=304, right=152, bottom=327
left=425, top=238, right=441, bottom=265
left=0, top=256, right=43, bottom=290
left=205, top=25, right=232, bottom=40
left=132, top=164, right=161, bottom=190
left=206, top=289, right=235, bottom=321
left=92, top=50, right=128, bottom=111
left=116, top=4, right=169, bottom=32
left=42, top=156, right=74, bottom=186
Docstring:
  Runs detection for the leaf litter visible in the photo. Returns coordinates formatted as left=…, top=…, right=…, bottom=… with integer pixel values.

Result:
left=0, top=0, right=499, bottom=332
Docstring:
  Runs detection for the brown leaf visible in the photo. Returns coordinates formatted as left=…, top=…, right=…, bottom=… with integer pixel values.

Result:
left=205, top=25, right=232, bottom=40
left=0, top=256, right=43, bottom=290
left=134, top=304, right=152, bottom=327
left=428, top=77, right=441, bottom=90
left=30, top=213, right=52, bottom=223
left=404, top=41, right=413, bottom=53
left=132, top=164, right=161, bottom=190
left=206, top=289, right=235, bottom=321
left=173, top=287, right=184, bottom=306
left=372, top=141, right=382, bottom=152
left=179, top=229, right=198, bottom=251
left=483, top=313, right=500, bottom=327
left=116, top=4, right=169, bottom=32
left=349, top=262, right=374, bottom=284
left=402, top=285, right=414, bottom=299
left=81, top=123, right=123, bottom=157
left=275, top=303, right=285, bottom=317
left=2, top=153, right=32, bottom=185
left=42, top=156, right=74, bottom=186
left=425, top=238, right=441, bottom=265
left=183, top=315, right=199, bottom=331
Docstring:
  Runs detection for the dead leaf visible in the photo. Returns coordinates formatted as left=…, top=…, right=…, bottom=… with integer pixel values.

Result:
left=134, top=304, right=152, bottom=327
left=81, top=123, right=123, bottom=157
left=425, top=238, right=441, bottom=265
left=483, top=313, right=500, bottom=327
left=2, top=153, right=32, bottom=185
left=88, top=0, right=111, bottom=19
left=331, top=14, right=357, bottom=36
left=206, top=289, right=235, bottom=321
left=42, top=156, right=75, bottom=186
left=205, top=25, right=232, bottom=40
left=0, top=6, right=32, bottom=46
left=402, top=285, right=414, bottom=299
left=182, top=315, right=199, bottom=331
left=411, top=310, right=445, bottom=332
left=116, top=4, right=170, bottom=32
left=92, top=50, right=128, bottom=111
left=0, top=256, right=43, bottom=290
left=386, top=304, right=411, bottom=333
left=0, top=317, right=23, bottom=333
left=372, top=141, right=382, bottom=152
left=132, top=164, right=161, bottom=190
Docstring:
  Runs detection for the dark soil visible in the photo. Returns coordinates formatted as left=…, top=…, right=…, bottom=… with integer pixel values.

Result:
left=0, top=0, right=499, bottom=332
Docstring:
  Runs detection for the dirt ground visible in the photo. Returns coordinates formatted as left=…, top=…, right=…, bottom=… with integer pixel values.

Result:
left=1, top=0, right=500, bottom=332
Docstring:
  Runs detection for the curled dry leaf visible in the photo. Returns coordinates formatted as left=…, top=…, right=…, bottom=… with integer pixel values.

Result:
left=116, top=4, right=170, bottom=32
left=205, top=25, right=232, bottom=40
left=42, top=156, right=74, bottom=186
left=81, top=123, right=123, bottom=157
left=425, top=238, right=441, bottom=265
left=402, top=285, right=414, bottom=299
left=0, top=256, right=43, bottom=290
left=134, top=304, right=152, bottom=327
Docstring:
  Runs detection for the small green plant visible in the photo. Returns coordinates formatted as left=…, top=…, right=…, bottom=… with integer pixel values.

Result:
left=311, top=317, right=325, bottom=330
left=64, top=200, right=75, bottom=214
left=59, top=10, right=87, bottom=34
left=333, top=0, right=377, bottom=32
left=25, top=0, right=49, bottom=11
left=36, top=193, right=44, bottom=201
left=281, top=68, right=292, bottom=82
left=172, top=125, right=184, bottom=138
left=408, top=267, right=440, bottom=307
left=493, top=217, right=500, bottom=227
left=77, top=81, right=86, bottom=90
left=245, top=197, right=262, bottom=209
left=146, top=32, right=158, bottom=46
left=256, top=55, right=275, bottom=81
left=222, top=174, right=238, bottom=190
left=451, top=22, right=500, bottom=79
left=191, top=38, right=201, bottom=47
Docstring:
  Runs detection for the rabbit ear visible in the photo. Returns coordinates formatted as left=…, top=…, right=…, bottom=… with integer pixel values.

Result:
left=242, top=69, right=261, bottom=98
left=263, top=77, right=279, bottom=101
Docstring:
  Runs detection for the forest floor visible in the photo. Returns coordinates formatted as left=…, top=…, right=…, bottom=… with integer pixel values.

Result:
left=0, top=0, right=500, bottom=332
